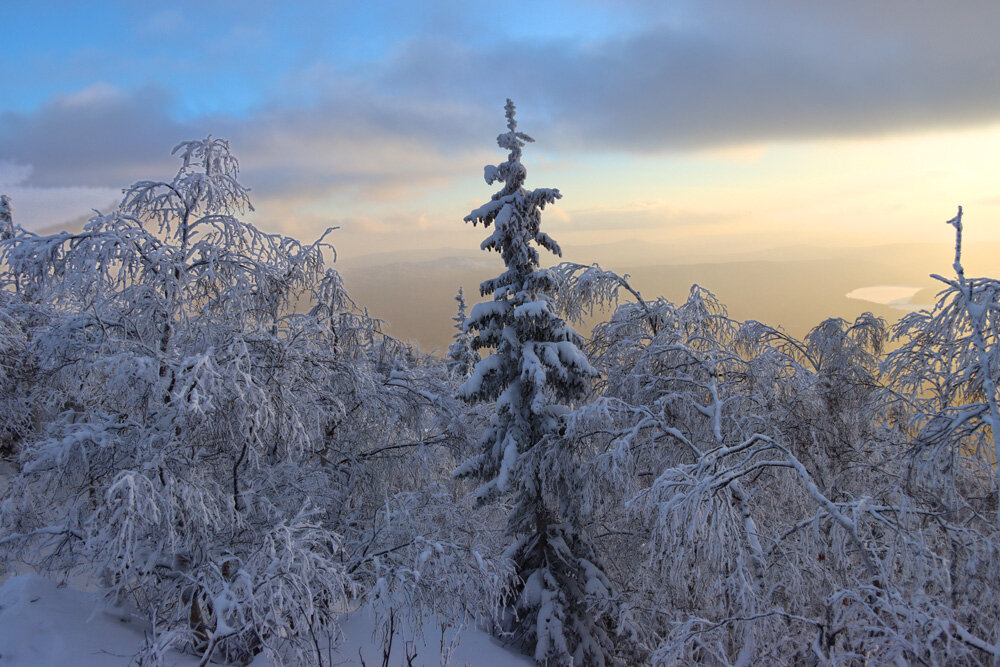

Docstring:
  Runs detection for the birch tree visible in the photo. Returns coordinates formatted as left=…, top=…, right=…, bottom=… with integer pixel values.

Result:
left=0, top=138, right=502, bottom=665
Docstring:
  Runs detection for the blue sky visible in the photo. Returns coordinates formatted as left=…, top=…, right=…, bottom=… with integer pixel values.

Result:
left=1, top=2, right=643, bottom=118
left=3, top=1, right=1000, bottom=259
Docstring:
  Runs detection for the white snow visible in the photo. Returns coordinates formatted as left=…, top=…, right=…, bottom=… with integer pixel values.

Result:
left=336, top=607, right=531, bottom=667
left=0, top=574, right=189, bottom=667
left=512, top=300, right=551, bottom=319
left=0, top=574, right=531, bottom=666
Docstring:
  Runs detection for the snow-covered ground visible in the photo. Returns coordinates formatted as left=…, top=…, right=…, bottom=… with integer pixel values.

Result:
left=335, top=607, right=531, bottom=667
left=0, top=575, right=530, bottom=666
left=0, top=575, right=160, bottom=666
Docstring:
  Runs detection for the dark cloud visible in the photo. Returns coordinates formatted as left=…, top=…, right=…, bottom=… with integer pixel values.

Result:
left=224, top=86, right=493, bottom=200
left=560, top=3, right=1000, bottom=150
left=0, top=85, right=188, bottom=187
left=0, top=81, right=490, bottom=201
left=377, top=1, right=1000, bottom=151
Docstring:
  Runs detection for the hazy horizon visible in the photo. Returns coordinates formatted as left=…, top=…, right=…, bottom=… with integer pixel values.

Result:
left=339, top=238, right=1000, bottom=352
left=22, top=210, right=1000, bottom=353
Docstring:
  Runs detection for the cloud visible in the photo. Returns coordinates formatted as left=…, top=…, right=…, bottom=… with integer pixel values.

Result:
left=139, top=9, right=187, bottom=37
left=225, top=88, right=492, bottom=201
left=4, top=1, right=1000, bottom=233
left=0, top=84, right=188, bottom=187
left=0, top=158, right=119, bottom=231
left=374, top=2, right=1000, bottom=151
left=0, top=81, right=492, bottom=205
left=326, top=212, right=439, bottom=236
left=0, top=162, right=33, bottom=188
left=0, top=185, right=120, bottom=232
left=0, top=80, right=499, bottom=232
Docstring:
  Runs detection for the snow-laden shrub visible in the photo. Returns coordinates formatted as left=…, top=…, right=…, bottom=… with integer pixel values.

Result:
left=0, top=140, right=501, bottom=665
left=567, top=254, right=1000, bottom=664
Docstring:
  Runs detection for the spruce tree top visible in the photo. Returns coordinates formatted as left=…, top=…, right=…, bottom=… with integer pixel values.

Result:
left=456, top=100, right=596, bottom=503
left=464, top=99, right=562, bottom=290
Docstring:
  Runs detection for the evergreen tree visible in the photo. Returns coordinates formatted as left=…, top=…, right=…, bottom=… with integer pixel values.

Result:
left=447, top=286, right=479, bottom=378
left=456, top=100, right=617, bottom=665
left=0, top=194, right=12, bottom=240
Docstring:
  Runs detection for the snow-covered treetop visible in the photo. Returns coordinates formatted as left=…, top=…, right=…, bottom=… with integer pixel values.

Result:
left=464, top=100, right=562, bottom=280
left=493, top=98, right=534, bottom=186
left=0, top=194, right=12, bottom=240
left=120, top=136, right=252, bottom=238
left=448, top=286, right=479, bottom=379
left=454, top=286, right=468, bottom=326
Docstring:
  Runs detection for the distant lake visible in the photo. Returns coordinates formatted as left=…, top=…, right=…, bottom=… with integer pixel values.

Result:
left=846, top=285, right=926, bottom=311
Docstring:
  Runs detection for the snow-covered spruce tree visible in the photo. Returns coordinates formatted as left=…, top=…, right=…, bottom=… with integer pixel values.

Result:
left=0, top=194, right=13, bottom=240
left=447, top=286, right=479, bottom=379
left=456, top=100, right=618, bottom=665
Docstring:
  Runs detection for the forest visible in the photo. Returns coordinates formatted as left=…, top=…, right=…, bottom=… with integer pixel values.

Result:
left=1, top=100, right=999, bottom=666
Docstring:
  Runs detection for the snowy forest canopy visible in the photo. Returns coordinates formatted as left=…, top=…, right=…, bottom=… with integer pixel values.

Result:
left=1, top=101, right=999, bottom=666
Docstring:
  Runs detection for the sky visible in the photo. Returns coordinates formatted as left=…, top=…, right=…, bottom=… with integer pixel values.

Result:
left=3, top=1, right=1000, bottom=263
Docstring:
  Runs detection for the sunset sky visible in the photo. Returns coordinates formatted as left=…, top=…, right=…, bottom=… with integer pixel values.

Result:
left=3, top=1, right=1000, bottom=264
